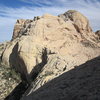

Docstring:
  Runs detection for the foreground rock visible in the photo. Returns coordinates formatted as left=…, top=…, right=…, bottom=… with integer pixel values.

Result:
left=21, top=56, right=100, bottom=100
left=1, top=10, right=100, bottom=99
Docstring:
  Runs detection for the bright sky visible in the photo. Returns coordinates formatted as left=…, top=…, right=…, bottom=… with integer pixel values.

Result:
left=0, top=0, right=100, bottom=42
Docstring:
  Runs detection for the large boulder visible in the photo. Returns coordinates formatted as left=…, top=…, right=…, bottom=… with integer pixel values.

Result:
left=1, top=10, right=100, bottom=86
left=58, top=10, right=92, bottom=33
left=1, top=40, right=18, bottom=66
left=12, top=37, right=46, bottom=82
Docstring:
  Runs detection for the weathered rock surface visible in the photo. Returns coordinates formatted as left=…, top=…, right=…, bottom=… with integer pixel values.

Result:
left=0, top=42, right=8, bottom=58
left=0, top=43, right=21, bottom=100
left=12, top=19, right=26, bottom=40
left=95, top=30, right=100, bottom=40
left=58, top=10, right=92, bottom=33
left=1, top=10, right=100, bottom=100
left=21, top=56, right=100, bottom=100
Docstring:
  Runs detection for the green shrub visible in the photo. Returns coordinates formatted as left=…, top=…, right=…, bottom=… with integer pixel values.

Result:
left=0, top=62, right=21, bottom=83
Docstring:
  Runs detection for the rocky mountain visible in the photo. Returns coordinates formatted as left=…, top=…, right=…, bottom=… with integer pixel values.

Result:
left=1, top=10, right=100, bottom=100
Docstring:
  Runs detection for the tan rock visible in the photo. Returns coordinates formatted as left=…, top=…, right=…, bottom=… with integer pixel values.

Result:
left=1, top=40, right=18, bottom=66
left=21, top=56, right=100, bottom=100
left=59, top=10, right=92, bottom=33
left=16, top=37, right=44, bottom=82
left=12, top=19, right=26, bottom=40
left=1, top=10, right=100, bottom=85
left=95, top=30, right=100, bottom=39
left=0, top=42, right=8, bottom=58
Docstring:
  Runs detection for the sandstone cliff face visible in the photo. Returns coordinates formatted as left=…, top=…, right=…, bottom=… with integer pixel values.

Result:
left=1, top=10, right=100, bottom=99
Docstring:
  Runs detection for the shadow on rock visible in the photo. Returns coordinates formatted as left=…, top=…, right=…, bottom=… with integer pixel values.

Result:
left=4, top=82, right=29, bottom=100
left=5, top=45, right=48, bottom=100
left=21, top=56, right=100, bottom=100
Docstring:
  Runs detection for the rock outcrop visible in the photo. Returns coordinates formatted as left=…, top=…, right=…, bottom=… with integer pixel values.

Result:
left=1, top=10, right=100, bottom=100
left=95, top=30, right=100, bottom=40
left=0, top=42, right=8, bottom=58
left=58, top=10, right=92, bottom=33
left=12, top=19, right=26, bottom=40
left=21, top=56, right=100, bottom=100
